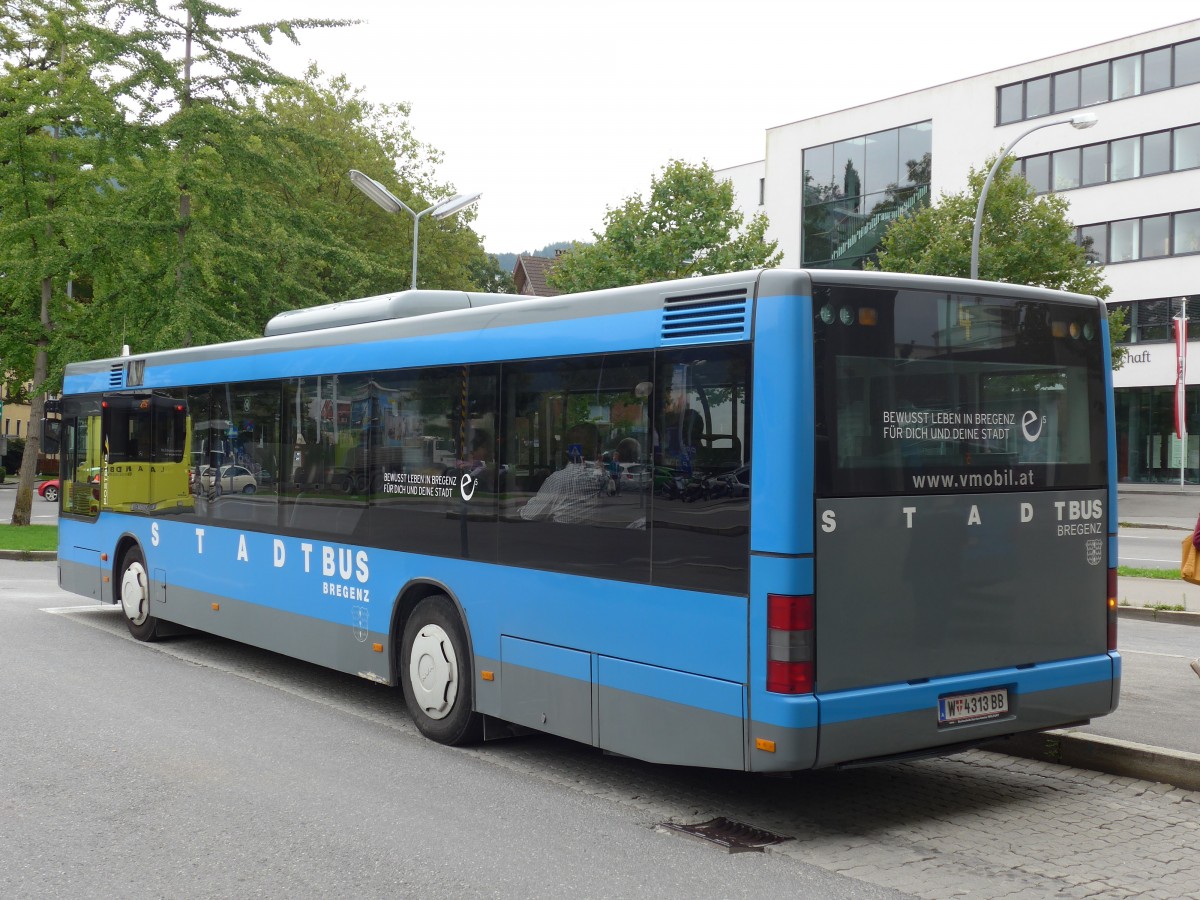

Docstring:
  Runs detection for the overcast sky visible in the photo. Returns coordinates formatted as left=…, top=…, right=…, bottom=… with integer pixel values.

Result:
left=254, top=1, right=1199, bottom=255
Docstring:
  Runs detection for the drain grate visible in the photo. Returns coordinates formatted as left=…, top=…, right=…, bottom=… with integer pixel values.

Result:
left=658, top=817, right=791, bottom=853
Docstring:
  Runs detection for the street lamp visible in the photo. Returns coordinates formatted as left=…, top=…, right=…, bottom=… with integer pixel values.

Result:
left=969, top=112, right=1098, bottom=279
left=348, top=169, right=481, bottom=290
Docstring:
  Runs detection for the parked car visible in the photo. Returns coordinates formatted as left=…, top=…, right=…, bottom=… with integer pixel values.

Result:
left=199, top=465, right=258, bottom=494
left=710, top=464, right=750, bottom=499
left=617, top=462, right=653, bottom=492
left=38, top=467, right=101, bottom=502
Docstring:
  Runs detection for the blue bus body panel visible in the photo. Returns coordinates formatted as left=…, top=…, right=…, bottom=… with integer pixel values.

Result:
left=60, top=514, right=749, bottom=693
left=749, top=291, right=814, bottom=557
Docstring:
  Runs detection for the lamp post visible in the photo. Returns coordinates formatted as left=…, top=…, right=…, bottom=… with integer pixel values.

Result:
left=349, top=169, right=481, bottom=290
left=969, top=112, right=1098, bottom=280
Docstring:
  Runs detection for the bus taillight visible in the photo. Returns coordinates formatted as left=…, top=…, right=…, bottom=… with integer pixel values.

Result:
left=1107, top=567, right=1118, bottom=651
left=767, top=593, right=814, bottom=694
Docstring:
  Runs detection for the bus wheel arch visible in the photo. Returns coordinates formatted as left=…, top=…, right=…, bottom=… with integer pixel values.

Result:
left=115, top=537, right=159, bottom=642
left=392, top=581, right=482, bottom=746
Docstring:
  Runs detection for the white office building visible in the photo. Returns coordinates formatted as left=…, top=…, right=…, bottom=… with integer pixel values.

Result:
left=720, top=19, right=1200, bottom=484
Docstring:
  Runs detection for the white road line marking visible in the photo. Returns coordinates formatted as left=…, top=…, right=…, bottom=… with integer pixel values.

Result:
left=41, top=604, right=118, bottom=614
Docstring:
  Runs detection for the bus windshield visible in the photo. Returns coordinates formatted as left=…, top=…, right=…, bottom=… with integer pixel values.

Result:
left=813, top=285, right=1108, bottom=496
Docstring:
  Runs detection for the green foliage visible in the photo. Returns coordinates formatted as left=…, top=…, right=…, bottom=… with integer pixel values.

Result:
left=1, top=1, right=500, bottom=522
left=872, top=155, right=1124, bottom=368
left=2, top=4, right=500, bottom=368
left=549, top=160, right=781, bottom=294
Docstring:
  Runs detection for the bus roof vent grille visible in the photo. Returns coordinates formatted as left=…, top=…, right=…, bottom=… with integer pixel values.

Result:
left=109, top=363, right=125, bottom=389
left=661, top=288, right=749, bottom=343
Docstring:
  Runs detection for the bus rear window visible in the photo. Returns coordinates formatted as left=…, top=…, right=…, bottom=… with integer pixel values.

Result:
left=813, top=286, right=1108, bottom=496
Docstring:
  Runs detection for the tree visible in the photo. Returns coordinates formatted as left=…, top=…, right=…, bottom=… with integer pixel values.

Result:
left=0, top=0, right=137, bottom=525
left=2, top=1, right=347, bottom=524
left=549, top=160, right=781, bottom=294
left=86, top=1, right=350, bottom=348
left=871, top=155, right=1128, bottom=367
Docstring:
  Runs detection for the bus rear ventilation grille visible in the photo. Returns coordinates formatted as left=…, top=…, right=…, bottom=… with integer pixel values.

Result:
left=661, top=288, right=748, bottom=342
left=108, top=364, right=125, bottom=389
left=658, top=817, right=791, bottom=853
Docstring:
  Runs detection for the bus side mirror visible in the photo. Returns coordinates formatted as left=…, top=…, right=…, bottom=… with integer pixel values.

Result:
left=41, top=419, right=61, bottom=455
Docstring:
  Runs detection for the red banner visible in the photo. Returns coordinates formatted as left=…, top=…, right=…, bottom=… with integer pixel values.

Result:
left=1175, top=314, right=1188, bottom=439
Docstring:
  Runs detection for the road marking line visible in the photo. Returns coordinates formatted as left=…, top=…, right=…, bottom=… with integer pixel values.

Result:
left=1122, top=649, right=1190, bottom=660
left=41, top=604, right=118, bottom=614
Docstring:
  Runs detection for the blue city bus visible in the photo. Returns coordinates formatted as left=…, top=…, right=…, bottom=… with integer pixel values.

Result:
left=56, top=269, right=1119, bottom=771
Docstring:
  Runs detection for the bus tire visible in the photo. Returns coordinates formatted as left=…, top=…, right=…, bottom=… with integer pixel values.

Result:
left=400, top=594, right=482, bottom=746
left=118, top=545, right=160, bottom=642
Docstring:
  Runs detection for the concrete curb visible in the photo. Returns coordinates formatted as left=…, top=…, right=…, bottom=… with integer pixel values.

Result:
left=1118, top=606, right=1200, bottom=626
left=985, top=730, right=1200, bottom=793
left=0, top=550, right=56, bottom=561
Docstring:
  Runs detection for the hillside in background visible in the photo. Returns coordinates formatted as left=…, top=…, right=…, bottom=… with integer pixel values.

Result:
left=493, top=241, right=574, bottom=275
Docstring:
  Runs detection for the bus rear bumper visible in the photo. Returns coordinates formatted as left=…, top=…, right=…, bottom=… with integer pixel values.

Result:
left=748, top=654, right=1117, bottom=772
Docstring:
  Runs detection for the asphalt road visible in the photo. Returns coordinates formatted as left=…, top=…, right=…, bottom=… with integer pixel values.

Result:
left=1118, top=526, right=1186, bottom=569
left=0, top=479, right=58, bottom=524
left=1080, top=617, right=1200, bottom=754
left=5, top=559, right=1200, bottom=899
left=2, top=560, right=901, bottom=900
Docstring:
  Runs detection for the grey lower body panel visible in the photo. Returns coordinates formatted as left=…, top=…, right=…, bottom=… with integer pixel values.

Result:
left=146, top=578, right=392, bottom=684
left=484, top=647, right=747, bottom=770
left=59, top=557, right=104, bottom=603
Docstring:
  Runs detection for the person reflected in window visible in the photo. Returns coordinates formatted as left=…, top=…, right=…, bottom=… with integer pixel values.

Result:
left=519, top=425, right=608, bottom=524
left=464, top=429, right=495, bottom=494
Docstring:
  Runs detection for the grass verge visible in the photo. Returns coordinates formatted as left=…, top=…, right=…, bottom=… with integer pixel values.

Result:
left=0, top=524, right=57, bottom=552
left=1117, top=565, right=1181, bottom=580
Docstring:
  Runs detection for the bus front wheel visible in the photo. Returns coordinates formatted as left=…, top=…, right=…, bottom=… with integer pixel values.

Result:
left=400, top=595, right=482, bottom=745
left=119, top=546, right=160, bottom=642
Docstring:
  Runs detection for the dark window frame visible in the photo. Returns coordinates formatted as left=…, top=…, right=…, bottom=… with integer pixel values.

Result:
left=1018, top=121, right=1200, bottom=194
left=996, top=36, right=1200, bottom=126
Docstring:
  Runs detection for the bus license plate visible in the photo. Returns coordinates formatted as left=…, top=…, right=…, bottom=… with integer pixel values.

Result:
left=938, top=688, right=1009, bottom=725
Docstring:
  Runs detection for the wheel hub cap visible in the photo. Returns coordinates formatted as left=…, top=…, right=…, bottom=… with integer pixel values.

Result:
left=121, top=562, right=148, bottom=626
left=408, top=624, right=458, bottom=720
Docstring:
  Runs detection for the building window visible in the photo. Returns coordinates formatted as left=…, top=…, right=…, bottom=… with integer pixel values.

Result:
left=1177, top=39, right=1200, bottom=86
left=1114, top=296, right=1199, bottom=345
left=1078, top=209, right=1200, bottom=264
left=1176, top=211, right=1200, bottom=255
left=1111, top=136, right=1141, bottom=181
left=1081, top=143, right=1108, bottom=185
left=1018, top=121, right=1200, bottom=193
left=1024, top=154, right=1050, bottom=192
left=801, top=121, right=932, bottom=270
left=1175, top=124, right=1200, bottom=170
left=1079, top=224, right=1108, bottom=265
left=1052, top=147, right=1080, bottom=191
left=758, top=177, right=765, bottom=206
left=997, top=36, right=1200, bottom=125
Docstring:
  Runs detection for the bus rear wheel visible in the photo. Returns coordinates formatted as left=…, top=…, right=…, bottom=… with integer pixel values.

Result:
left=119, top=546, right=160, bottom=642
left=400, top=594, right=482, bottom=745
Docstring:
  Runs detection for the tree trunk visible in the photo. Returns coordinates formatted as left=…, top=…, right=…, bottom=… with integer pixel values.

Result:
left=9, top=278, right=50, bottom=527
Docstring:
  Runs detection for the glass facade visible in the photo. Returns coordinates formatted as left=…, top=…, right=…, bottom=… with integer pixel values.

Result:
left=1109, top=297, right=1200, bottom=484
left=1116, top=388, right=1200, bottom=484
left=802, top=121, right=932, bottom=270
